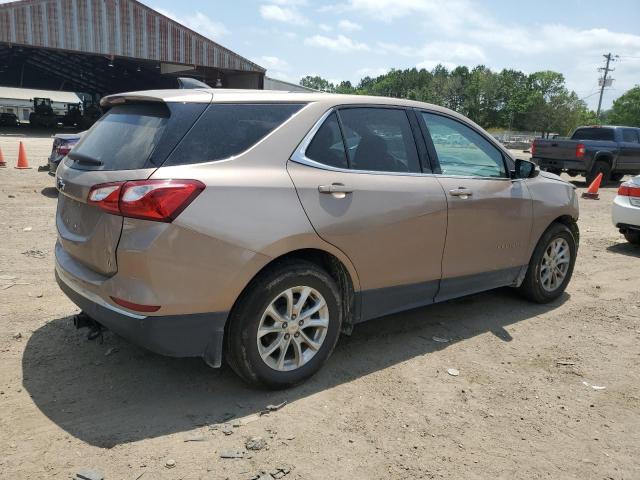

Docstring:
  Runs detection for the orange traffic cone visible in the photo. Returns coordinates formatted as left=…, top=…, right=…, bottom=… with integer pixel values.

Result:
left=582, top=172, right=603, bottom=200
left=15, top=141, right=32, bottom=169
left=0, top=146, right=6, bottom=168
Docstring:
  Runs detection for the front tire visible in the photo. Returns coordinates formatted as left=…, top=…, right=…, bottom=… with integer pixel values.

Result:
left=518, top=223, right=577, bottom=303
left=624, top=230, right=640, bottom=245
left=225, top=260, right=342, bottom=389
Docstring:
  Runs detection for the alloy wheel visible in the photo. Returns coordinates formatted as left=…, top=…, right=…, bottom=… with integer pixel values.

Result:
left=540, top=238, right=571, bottom=292
left=257, top=286, right=329, bottom=371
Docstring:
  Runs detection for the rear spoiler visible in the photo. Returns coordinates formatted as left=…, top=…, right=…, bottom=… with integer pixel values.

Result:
left=101, top=87, right=213, bottom=108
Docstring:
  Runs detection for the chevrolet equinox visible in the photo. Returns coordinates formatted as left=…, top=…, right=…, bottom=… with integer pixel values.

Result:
left=55, top=89, right=579, bottom=388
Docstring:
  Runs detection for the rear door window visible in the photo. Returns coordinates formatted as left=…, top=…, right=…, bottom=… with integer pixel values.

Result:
left=166, top=103, right=305, bottom=166
left=337, top=108, right=421, bottom=173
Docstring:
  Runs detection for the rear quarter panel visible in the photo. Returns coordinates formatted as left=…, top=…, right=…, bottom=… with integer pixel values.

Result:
left=143, top=101, right=360, bottom=314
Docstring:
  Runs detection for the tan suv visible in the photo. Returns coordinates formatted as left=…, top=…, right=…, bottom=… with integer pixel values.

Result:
left=55, top=89, right=579, bottom=388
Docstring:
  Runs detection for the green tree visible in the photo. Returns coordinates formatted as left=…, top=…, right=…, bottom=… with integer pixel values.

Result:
left=607, top=86, right=640, bottom=127
left=299, top=75, right=334, bottom=92
left=297, top=67, right=596, bottom=134
left=334, top=80, right=355, bottom=94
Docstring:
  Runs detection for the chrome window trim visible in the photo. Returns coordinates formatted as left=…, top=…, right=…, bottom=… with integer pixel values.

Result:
left=291, top=107, right=429, bottom=178
left=290, top=106, right=523, bottom=182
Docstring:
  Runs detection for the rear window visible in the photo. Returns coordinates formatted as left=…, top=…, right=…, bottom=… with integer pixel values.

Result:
left=571, top=128, right=615, bottom=141
left=165, top=103, right=305, bottom=166
left=70, top=103, right=169, bottom=170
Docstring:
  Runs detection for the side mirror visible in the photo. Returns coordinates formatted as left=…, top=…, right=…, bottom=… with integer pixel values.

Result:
left=513, top=159, right=539, bottom=179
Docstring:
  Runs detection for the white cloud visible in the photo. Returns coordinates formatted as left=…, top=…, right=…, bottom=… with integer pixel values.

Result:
left=260, top=55, right=290, bottom=70
left=338, top=19, right=362, bottom=32
left=420, top=41, right=486, bottom=63
left=376, top=42, right=418, bottom=57
left=156, top=9, right=229, bottom=39
left=260, top=4, right=308, bottom=25
left=377, top=41, right=485, bottom=65
left=304, top=34, right=370, bottom=52
left=345, top=0, right=485, bottom=31
left=319, top=23, right=333, bottom=32
left=261, top=55, right=296, bottom=82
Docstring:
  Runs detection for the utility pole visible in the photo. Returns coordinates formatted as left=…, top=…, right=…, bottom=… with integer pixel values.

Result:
left=596, top=53, right=617, bottom=121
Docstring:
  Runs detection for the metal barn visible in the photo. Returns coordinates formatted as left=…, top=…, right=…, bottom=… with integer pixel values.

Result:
left=0, top=0, right=265, bottom=95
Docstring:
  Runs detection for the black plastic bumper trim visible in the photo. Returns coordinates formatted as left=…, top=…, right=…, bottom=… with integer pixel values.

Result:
left=56, top=270, right=227, bottom=367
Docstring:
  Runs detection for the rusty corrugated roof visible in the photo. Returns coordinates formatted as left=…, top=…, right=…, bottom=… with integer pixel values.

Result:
left=0, top=0, right=264, bottom=73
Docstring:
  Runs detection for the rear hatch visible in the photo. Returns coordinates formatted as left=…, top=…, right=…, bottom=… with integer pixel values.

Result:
left=533, top=139, right=578, bottom=160
left=55, top=95, right=210, bottom=276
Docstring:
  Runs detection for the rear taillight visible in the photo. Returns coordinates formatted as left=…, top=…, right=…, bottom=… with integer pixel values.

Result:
left=575, top=143, right=586, bottom=159
left=87, top=182, right=121, bottom=215
left=56, top=145, right=72, bottom=156
left=88, top=179, right=205, bottom=222
left=530, top=141, right=536, bottom=156
left=618, top=182, right=640, bottom=197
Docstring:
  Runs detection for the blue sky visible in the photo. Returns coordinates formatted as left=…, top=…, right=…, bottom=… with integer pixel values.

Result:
left=145, top=1, right=637, bottom=109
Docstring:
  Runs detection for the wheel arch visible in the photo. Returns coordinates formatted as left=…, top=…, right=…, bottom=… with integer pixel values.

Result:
left=227, top=248, right=360, bottom=338
left=593, top=150, right=615, bottom=169
left=550, top=215, right=580, bottom=246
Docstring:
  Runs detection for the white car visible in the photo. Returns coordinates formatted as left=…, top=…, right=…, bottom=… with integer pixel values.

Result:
left=612, top=175, right=640, bottom=244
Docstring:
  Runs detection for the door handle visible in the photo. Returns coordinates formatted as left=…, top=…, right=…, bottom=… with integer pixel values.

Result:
left=318, top=183, right=352, bottom=198
left=449, top=188, right=473, bottom=198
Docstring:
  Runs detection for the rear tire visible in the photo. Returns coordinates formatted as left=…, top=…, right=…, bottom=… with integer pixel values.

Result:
left=611, top=172, right=625, bottom=182
left=518, top=222, right=577, bottom=303
left=225, top=260, right=342, bottom=389
left=624, top=230, right=640, bottom=245
left=586, top=160, right=611, bottom=186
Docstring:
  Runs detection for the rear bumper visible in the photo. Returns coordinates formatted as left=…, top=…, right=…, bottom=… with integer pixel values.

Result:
left=533, top=157, right=587, bottom=172
left=612, top=195, right=640, bottom=231
left=55, top=265, right=228, bottom=367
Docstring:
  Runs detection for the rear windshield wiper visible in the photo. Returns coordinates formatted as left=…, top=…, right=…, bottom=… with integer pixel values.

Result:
left=68, top=151, right=104, bottom=166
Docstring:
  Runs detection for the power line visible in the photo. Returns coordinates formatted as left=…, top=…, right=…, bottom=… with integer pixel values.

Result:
left=581, top=91, right=602, bottom=100
left=596, top=53, right=618, bottom=120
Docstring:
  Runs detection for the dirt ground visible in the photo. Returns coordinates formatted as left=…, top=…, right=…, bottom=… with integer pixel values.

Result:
left=0, top=133, right=639, bottom=480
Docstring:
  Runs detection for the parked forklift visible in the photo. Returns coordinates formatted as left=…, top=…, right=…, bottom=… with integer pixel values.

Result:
left=29, top=98, right=57, bottom=128
left=60, top=102, right=83, bottom=128
left=79, top=98, right=101, bottom=130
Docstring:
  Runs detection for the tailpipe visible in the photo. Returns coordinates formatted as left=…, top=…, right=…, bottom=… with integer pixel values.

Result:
left=73, top=311, right=93, bottom=329
left=72, top=311, right=105, bottom=341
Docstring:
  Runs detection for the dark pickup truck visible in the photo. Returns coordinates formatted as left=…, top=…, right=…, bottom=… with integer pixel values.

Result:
left=532, top=126, right=640, bottom=184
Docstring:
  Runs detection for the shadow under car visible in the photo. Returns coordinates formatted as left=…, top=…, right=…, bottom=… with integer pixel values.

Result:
left=22, top=288, right=568, bottom=448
